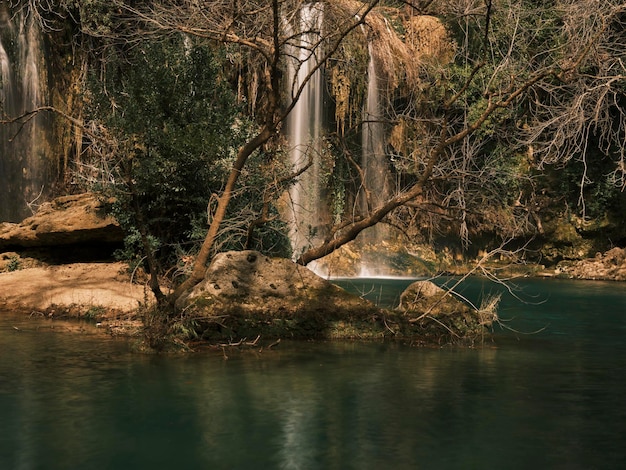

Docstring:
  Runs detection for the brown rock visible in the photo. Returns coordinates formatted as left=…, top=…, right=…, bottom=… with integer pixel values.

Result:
left=176, top=250, right=387, bottom=340
left=557, top=247, right=626, bottom=281
left=398, top=280, right=470, bottom=316
left=176, top=251, right=490, bottom=345
left=179, top=250, right=376, bottom=315
left=0, top=193, right=123, bottom=249
left=0, top=262, right=147, bottom=313
left=398, top=280, right=488, bottom=343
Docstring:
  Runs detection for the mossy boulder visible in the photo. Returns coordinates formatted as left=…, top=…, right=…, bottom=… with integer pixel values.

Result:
left=175, top=251, right=389, bottom=341
left=172, top=251, right=492, bottom=346
left=397, top=280, right=490, bottom=345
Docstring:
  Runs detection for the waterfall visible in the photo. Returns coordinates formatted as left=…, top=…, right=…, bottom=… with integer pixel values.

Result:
left=283, top=7, right=394, bottom=276
left=362, top=43, right=389, bottom=212
left=359, top=43, right=392, bottom=277
left=285, top=3, right=327, bottom=266
left=0, top=3, right=52, bottom=222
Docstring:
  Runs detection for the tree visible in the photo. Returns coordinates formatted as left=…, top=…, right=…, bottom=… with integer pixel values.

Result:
left=5, top=0, right=626, bottom=307
left=296, top=0, right=626, bottom=263
left=84, top=0, right=626, bottom=300
left=83, top=36, right=250, bottom=301
left=107, top=0, right=385, bottom=300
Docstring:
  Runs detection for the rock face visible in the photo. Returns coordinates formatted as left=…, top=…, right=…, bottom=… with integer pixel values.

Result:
left=0, top=262, right=147, bottom=313
left=182, top=250, right=328, bottom=304
left=555, top=247, right=626, bottom=281
left=0, top=193, right=123, bottom=250
left=176, top=250, right=389, bottom=341
left=397, top=280, right=490, bottom=344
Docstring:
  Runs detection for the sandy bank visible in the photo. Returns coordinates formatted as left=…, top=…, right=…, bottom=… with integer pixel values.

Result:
left=0, top=262, right=148, bottom=313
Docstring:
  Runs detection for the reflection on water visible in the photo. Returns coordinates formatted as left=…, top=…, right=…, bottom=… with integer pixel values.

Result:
left=1, top=278, right=626, bottom=469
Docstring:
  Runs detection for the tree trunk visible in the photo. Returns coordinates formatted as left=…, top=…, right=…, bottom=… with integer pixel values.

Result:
left=171, top=126, right=274, bottom=301
left=296, top=179, right=427, bottom=266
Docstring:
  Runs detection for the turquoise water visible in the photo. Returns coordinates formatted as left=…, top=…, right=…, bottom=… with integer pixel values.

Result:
left=1, top=278, right=626, bottom=469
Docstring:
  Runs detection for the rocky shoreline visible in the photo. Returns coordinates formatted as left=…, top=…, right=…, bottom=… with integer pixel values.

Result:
left=1, top=193, right=625, bottom=350
left=441, top=248, right=626, bottom=282
left=549, top=247, right=626, bottom=281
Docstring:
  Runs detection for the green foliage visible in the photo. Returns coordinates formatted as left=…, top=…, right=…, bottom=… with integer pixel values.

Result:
left=554, top=152, right=623, bottom=219
left=87, top=36, right=242, bottom=266
left=383, top=0, right=616, bottom=241
left=112, top=226, right=161, bottom=272
left=79, top=0, right=117, bottom=35
left=85, top=34, right=292, bottom=270
left=84, top=305, right=106, bottom=321
left=7, top=255, right=21, bottom=272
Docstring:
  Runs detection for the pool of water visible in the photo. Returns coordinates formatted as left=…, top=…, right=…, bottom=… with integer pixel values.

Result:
left=1, top=277, right=625, bottom=469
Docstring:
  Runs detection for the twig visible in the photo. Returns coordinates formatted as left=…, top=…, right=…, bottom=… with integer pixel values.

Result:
left=382, top=316, right=396, bottom=335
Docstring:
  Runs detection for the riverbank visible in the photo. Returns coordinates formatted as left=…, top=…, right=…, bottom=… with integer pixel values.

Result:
left=437, top=247, right=626, bottom=282
left=2, top=247, right=625, bottom=322
left=0, top=262, right=147, bottom=336
left=1, top=253, right=623, bottom=346
left=0, top=256, right=492, bottom=349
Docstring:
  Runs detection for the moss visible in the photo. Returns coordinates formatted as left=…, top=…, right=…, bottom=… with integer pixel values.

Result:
left=552, top=218, right=581, bottom=244
left=328, top=32, right=368, bottom=132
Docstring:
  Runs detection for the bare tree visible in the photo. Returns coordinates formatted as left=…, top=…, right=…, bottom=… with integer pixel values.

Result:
left=297, top=0, right=626, bottom=264
left=520, top=0, right=626, bottom=215
left=7, top=0, right=625, bottom=306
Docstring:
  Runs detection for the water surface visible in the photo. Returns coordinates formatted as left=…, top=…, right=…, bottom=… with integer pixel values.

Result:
left=1, top=278, right=625, bottom=469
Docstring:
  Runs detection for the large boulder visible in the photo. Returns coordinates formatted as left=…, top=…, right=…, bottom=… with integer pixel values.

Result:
left=397, top=280, right=490, bottom=344
left=176, top=250, right=388, bottom=341
left=0, top=193, right=123, bottom=250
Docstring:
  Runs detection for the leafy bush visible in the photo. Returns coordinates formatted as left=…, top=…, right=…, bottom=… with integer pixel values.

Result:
left=7, top=255, right=21, bottom=272
left=85, top=36, right=291, bottom=271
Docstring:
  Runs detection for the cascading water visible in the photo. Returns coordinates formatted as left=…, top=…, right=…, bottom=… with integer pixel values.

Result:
left=362, top=45, right=388, bottom=208
left=284, top=7, right=395, bottom=276
left=358, top=43, right=392, bottom=276
left=0, top=3, right=52, bottom=222
left=285, top=3, right=328, bottom=267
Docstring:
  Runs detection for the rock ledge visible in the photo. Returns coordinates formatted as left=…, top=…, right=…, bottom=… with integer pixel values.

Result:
left=0, top=193, right=123, bottom=250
